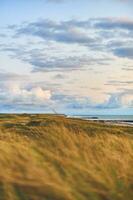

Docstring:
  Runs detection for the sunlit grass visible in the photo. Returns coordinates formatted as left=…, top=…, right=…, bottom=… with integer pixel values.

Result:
left=0, top=114, right=133, bottom=200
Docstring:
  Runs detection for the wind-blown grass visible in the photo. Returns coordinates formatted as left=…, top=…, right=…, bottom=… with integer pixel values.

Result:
left=0, top=114, right=133, bottom=200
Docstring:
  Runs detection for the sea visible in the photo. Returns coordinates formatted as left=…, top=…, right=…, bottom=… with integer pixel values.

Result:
left=71, top=115, right=133, bottom=125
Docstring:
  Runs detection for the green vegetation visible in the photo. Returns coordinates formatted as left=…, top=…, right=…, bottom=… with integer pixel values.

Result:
left=0, top=114, right=133, bottom=200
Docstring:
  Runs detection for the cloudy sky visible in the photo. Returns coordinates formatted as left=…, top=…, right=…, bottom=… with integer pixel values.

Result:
left=0, top=0, right=133, bottom=114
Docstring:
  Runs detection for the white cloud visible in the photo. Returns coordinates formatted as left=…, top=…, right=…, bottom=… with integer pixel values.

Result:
left=1, top=82, right=52, bottom=105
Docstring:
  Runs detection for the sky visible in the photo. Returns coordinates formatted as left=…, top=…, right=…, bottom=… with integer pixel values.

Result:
left=0, top=0, right=133, bottom=114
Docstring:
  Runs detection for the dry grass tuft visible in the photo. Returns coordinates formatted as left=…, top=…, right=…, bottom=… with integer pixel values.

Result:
left=0, top=114, right=133, bottom=200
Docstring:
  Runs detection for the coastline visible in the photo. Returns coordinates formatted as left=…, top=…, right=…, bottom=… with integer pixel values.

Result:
left=67, top=115, right=133, bottom=127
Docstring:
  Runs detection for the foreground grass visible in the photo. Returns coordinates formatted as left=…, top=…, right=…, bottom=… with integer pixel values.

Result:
left=0, top=114, right=133, bottom=200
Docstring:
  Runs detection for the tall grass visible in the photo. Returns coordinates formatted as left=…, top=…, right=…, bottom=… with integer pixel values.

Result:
left=0, top=114, right=133, bottom=200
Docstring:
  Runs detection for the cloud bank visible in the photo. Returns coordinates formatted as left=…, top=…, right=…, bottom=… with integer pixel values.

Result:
left=2, top=17, right=132, bottom=73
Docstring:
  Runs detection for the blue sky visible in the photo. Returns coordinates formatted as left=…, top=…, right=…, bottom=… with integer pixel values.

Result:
left=0, top=0, right=133, bottom=114
left=0, top=0, right=132, bottom=24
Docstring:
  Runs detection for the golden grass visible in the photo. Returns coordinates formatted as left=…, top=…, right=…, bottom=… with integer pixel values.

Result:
left=0, top=114, right=133, bottom=200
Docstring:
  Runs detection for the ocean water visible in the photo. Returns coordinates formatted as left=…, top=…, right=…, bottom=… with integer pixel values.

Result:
left=72, top=115, right=133, bottom=121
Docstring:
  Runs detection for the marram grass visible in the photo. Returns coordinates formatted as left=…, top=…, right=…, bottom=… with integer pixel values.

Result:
left=0, top=114, right=133, bottom=200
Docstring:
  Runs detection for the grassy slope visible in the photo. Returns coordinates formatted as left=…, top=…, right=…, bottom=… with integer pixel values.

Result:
left=0, top=114, right=133, bottom=200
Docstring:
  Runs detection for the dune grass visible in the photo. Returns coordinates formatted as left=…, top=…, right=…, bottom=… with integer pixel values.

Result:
left=0, top=114, right=133, bottom=200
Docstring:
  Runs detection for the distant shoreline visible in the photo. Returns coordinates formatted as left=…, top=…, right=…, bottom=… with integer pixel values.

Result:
left=67, top=115, right=133, bottom=126
left=69, top=114, right=133, bottom=120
